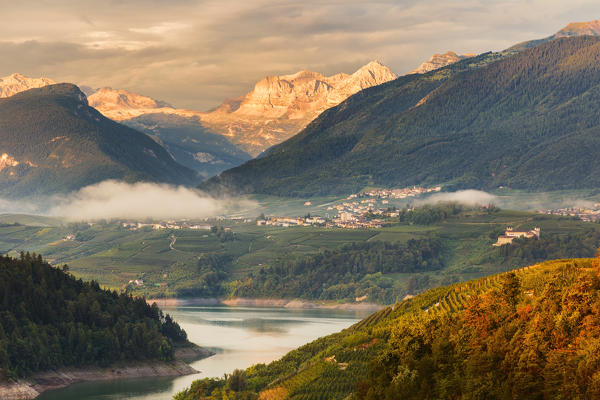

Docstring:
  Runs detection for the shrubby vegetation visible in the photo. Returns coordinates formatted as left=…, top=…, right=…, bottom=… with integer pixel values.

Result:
left=385, top=203, right=491, bottom=225
left=211, top=226, right=236, bottom=242
left=0, top=253, right=187, bottom=380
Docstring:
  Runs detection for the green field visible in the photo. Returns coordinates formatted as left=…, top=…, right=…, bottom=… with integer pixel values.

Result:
left=0, top=207, right=598, bottom=302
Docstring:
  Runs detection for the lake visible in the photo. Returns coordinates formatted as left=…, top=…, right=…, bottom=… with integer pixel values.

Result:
left=37, top=305, right=372, bottom=400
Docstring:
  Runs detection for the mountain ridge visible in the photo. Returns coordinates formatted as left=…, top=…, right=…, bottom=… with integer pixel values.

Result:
left=201, top=36, right=600, bottom=196
left=0, top=84, right=196, bottom=197
left=1, top=62, right=396, bottom=157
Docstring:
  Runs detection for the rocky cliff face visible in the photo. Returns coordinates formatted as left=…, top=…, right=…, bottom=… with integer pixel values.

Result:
left=0, top=73, right=55, bottom=98
left=411, top=51, right=474, bottom=74
left=87, top=87, right=173, bottom=120
left=200, top=61, right=397, bottom=155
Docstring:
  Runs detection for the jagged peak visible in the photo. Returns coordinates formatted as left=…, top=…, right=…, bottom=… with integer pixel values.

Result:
left=411, top=51, right=473, bottom=74
left=0, top=73, right=57, bottom=98
left=353, top=60, right=396, bottom=80
left=279, top=70, right=325, bottom=81
left=0, top=72, right=55, bottom=83
left=87, top=87, right=173, bottom=110
left=359, top=60, right=385, bottom=69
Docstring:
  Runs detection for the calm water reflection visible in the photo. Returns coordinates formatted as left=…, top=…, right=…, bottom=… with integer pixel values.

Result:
left=38, top=305, right=371, bottom=400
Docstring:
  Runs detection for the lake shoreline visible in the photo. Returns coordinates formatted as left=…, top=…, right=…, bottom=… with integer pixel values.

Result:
left=0, top=345, right=214, bottom=400
left=147, top=297, right=385, bottom=311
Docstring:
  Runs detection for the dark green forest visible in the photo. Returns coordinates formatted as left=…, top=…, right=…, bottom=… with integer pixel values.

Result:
left=233, top=239, right=445, bottom=304
left=0, top=253, right=187, bottom=380
left=202, top=36, right=600, bottom=196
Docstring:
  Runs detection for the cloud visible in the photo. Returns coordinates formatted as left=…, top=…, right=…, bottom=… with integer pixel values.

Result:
left=130, top=22, right=191, bottom=36
left=421, top=190, right=498, bottom=206
left=47, top=180, right=253, bottom=221
left=1, top=1, right=600, bottom=109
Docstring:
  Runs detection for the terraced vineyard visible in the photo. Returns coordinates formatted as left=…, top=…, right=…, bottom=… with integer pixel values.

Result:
left=175, top=257, right=599, bottom=399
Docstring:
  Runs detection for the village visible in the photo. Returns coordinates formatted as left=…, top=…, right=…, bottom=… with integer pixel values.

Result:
left=540, top=204, right=600, bottom=222
left=351, top=185, right=442, bottom=199
left=120, top=220, right=213, bottom=231
left=257, top=185, right=441, bottom=229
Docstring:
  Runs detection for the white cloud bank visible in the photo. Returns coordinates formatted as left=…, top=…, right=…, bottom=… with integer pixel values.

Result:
left=421, top=190, right=498, bottom=206
left=48, top=180, right=249, bottom=221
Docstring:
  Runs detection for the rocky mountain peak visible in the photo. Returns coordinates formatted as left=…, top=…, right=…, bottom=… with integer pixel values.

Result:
left=0, top=73, right=56, bottom=98
left=411, top=51, right=473, bottom=74
left=200, top=61, right=397, bottom=155
left=87, top=87, right=173, bottom=121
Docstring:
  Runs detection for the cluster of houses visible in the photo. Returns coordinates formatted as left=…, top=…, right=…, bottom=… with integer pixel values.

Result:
left=257, top=210, right=387, bottom=230
left=493, top=227, right=541, bottom=246
left=121, top=221, right=212, bottom=231
left=540, top=204, right=600, bottom=222
left=332, top=213, right=384, bottom=229
left=257, top=216, right=327, bottom=227
left=349, top=185, right=442, bottom=200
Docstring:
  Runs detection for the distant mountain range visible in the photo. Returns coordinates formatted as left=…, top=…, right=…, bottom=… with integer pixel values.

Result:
left=1, top=61, right=397, bottom=163
left=410, top=51, right=475, bottom=74
left=82, top=61, right=397, bottom=156
left=4, top=19, right=600, bottom=198
left=200, top=61, right=397, bottom=155
left=202, top=32, right=600, bottom=196
left=0, top=73, right=55, bottom=98
left=0, top=84, right=195, bottom=197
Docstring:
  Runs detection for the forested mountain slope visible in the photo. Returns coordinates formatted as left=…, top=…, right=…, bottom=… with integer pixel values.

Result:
left=175, top=256, right=600, bottom=399
left=123, top=113, right=252, bottom=178
left=0, top=253, right=188, bottom=380
left=0, top=84, right=196, bottom=197
left=202, top=36, right=600, bottom=196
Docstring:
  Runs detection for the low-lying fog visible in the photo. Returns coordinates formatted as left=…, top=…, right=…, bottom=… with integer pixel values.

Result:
left=0, top=184, right=598, bottom=221
left=418, top=189, right=599, bottom=211
left=0, top=180, right=257, bottom=221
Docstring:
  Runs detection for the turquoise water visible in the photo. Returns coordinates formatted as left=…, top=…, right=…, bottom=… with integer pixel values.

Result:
left=38, top=306, right=370, bottom=400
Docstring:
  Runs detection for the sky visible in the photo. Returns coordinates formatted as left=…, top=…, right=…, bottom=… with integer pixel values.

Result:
left=2, top=0, right=600, bottom=110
